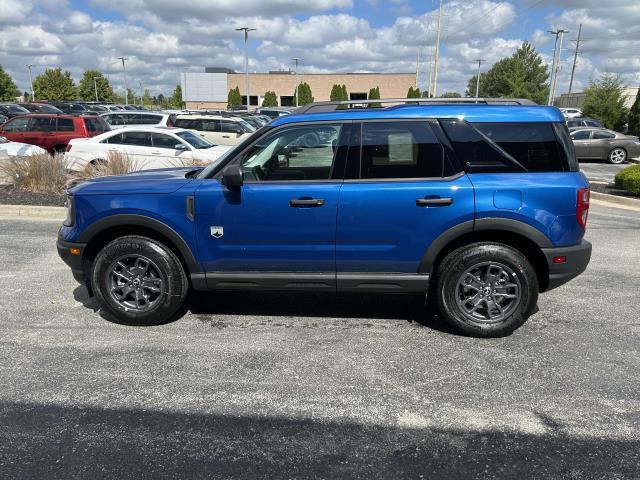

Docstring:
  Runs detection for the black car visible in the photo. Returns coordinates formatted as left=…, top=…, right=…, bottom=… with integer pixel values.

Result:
left=0, top=103, right=30, bottom=118
left=46, top=101, right=98, bottom=115
left=17, top=102, right=64, bottom=114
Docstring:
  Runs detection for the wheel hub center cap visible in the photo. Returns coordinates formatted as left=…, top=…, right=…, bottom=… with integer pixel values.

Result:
left=482, top=286, right=492, bottom=296
left=133, top=278, right=141, bottom=287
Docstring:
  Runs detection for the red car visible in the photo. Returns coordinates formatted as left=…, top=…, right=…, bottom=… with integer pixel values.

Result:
left=0, top=114, right=110, bottom=154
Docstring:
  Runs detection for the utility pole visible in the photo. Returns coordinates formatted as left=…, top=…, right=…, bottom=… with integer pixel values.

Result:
left=568, top=23, right=582, bottom=94
left=92, top=77, right=99, bottom=102
left=432, top=0, right=443, bottom=97
left=139, top=81, right=143, bottom=106
left=292, top=57, right=301, bottom=107
left=236, top=27, right=256, bottom=109
left=416, top=49, right=422, bottom=90
left=474, top=58, right=486, bottom=98
left=26, top=65, right=35, bottom=101
left=547, top=29, right=567, bottom=105
left=426, top=51, right=434, bottom=98
left=117, top=57, right=129, bottom=104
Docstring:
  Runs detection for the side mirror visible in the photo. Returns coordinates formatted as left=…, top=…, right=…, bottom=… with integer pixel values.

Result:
left=221, top=164, right=243, bottom=189
left=236, top=128, right=244, bottom=136
left=174, top=143, right=188, bottom=151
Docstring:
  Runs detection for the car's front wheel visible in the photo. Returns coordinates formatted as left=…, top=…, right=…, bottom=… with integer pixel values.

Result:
left=91, top=236, right=189, bottom=325
left=435, top=243, right=538, bottom=338
left=608, top=147, right=627, bottom=164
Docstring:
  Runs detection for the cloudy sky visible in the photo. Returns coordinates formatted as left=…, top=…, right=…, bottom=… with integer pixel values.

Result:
left=1, top=0, right=639, bottom=98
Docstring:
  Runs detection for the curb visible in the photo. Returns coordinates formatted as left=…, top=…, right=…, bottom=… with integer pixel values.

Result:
left=590, top=191, right=640, bottom=212
left=0, top=204, right=66, bottom=220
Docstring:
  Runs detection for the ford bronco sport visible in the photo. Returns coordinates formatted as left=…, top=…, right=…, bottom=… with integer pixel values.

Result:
left=57, top=98, right=591, bottom=337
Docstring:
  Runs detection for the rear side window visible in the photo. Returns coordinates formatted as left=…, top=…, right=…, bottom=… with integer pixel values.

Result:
left=442, top=120, right=571, bottom=173
left=139, top=114, right=161, bottom=125
left=121, top=131, right=151, bottom=146
left=56, top=118, right=75, bottom=132
left=174, top=118, right=201, bottom=130
left=360, top=121, right=445, bottom=179
left=84, top=117, right=109, bottom=133
left=593, top=130, right=615, bottom=139
left=29, top=117, right=55, bottom=131
left=201, top=120, right=219, bottom=132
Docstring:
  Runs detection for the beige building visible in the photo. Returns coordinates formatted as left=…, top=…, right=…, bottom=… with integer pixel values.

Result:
left=182, top=69, right=417, bottom=109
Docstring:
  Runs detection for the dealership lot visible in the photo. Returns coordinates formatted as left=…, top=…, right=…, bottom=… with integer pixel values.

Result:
left=0, top=203, right=639, bottom=479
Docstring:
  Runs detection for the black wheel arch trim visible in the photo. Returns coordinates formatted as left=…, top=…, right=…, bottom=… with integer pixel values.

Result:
left=77, top=214, right=202, bottom=274
left=418, top=217, right=552, bottom=273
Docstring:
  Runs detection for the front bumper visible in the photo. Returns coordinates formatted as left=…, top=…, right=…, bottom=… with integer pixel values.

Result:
left=57, top=230, right=87, bottom=284
left=541, top=240, right=592, bottom=291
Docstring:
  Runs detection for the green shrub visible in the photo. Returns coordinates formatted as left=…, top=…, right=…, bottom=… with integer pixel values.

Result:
left=614, top=164, right=640, bottom=195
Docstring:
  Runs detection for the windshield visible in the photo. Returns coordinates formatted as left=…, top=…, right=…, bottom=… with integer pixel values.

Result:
left=5, top=104, right=29, bottom=113
left=238, top=119, right=256, bottom=132
left=176, top=130, right=214, bottom=149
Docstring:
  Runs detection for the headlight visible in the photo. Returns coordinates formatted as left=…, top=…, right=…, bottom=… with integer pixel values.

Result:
left=63, top=195, right=75, bottom=227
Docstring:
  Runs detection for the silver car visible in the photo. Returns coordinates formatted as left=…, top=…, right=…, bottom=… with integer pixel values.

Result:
left=570, top=128, right=640, bottom=164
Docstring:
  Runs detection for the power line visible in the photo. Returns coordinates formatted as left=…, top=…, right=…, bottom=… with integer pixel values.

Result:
left=568, top=23, right=582, bottom=94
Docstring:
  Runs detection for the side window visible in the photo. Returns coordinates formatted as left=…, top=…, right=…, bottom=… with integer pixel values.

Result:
left=152, top=133, right=180, bottom=149
left=360, top=121, right=444, bottom=179
left=84, top=118, right=108, bottom=133
left=139, top=114, right=160, bottom=125
left=109, top=114, right=124, bottom=126
left=121, top=131, right=151, bottom=146
left=567, top=120, right=578, bottom=128
left=592, top=130, right=615, bottom=139
left=56, top=118, right=75, bottom=132
left=29, top=117, right=55, bottom=132
left=220, top=120, right=240, bottom=133
left=470, top=122, right=565, bottom=172
left=586, top=120, right=602, bottom=128
left=2, top=118, right=29, bottom=132
left=239, top=123, right=342, bottom=181
left=174, top=118, right=200, bottom=129
left=201, top=120, right=219, bottom=132
left=571, top=130, right=591, bottom=140
left=102, top=132, right=124, bottom=144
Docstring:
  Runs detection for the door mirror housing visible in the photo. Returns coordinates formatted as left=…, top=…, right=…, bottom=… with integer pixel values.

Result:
left=174, top=143, right=188, bottom=151
left=236, top=128, right=244, bottom=136
left=221, top=164, right=243, bottom=189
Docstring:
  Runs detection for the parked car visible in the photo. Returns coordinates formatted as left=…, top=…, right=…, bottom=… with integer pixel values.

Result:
left=0, top=103, right=30, bottom=119
left=100, top=112, right=176, bottom=129
left=102, top=105, right=125, bottom=112
left=254, top=107, right=295, bottom=119
left=0, top=114, right=110, bottom=154
left=570, top=128, right=640, bottom=164
left=567, top=117, right=604, bottom=129
left=64, top=126, right=230, bottom=172
left=559, top=108, right=582, bottom=119
left=16, top=102, right=64, bottom=114
left=173, top=114, right=255, bottom=145
left=43, top=101, right=94, bottom=115
left=57, top=99, right=592, bottom=338
left=0, top=136, right=47, bottom=156
left=0, top=114, right=7, bottom=125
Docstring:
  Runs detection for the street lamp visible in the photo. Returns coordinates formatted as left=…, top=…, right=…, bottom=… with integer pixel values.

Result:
left=117, top=57, right=129, bottom=104
left=292, top=58, right=301, bottom=107
left=235, top=27, right=256, bottom=109
left=91, top=77, right=99, bottom=102
left=26, top=65, right=35, bottom=101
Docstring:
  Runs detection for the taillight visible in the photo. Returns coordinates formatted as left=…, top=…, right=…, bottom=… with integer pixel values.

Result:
left=576, top=187, right=590, bottom=229
left=65, top=144, right=72, bottom=152
left=167, top=118, right=174, bottom=127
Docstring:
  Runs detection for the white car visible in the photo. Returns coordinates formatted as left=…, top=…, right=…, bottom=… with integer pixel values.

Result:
left=100, top=112, right=176, bottom=129
left=560, top=108, right=583, bottom=119
left=64, top=127, right=231, bottom=172
left=173, top=114, right=255, bottom=146
left=0, top=136, right=47, bottom=156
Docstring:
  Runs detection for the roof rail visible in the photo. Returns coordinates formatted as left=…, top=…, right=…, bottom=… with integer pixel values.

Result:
left=295, top=97, right=538, bottom=114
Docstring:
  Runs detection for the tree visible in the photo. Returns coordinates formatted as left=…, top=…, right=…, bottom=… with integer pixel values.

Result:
left=407, top=86, right=421, bottom=98
left=293, top=82, right=314, bottom=106
left=582, top=73, right=629, bottom=131
left=0, top=66, right=19, bottom=101
left=126, top=88, right=136, bottom=104
left=465, top=42, right=549, bottom=104
left=142, top=89, right=153, bottom=107
left=330, top=83, right=348, bottom=109
left=262, top=90, right=278, bottom=107
left=628, top=87, right=640, bottom=137
left=441, top=91, right=461, bottom=98
left=170, top=85, right=183, bottom=108
left=368, top=86, right=381, bottom=108
left=77, top=70, right=115, bottom=102
left=32, top=68, right=76, bottom=100
left=227, top=86, right=242, bottom=108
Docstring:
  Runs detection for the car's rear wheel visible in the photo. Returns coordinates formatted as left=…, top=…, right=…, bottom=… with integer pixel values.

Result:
left=91, top=236, right=188, bottom=325
left=608, top=147, right=627, bottom=164
left=435, top=243, right=538, bottom=338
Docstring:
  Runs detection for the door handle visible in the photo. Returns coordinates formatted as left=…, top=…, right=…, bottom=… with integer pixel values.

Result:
left=289, top=198, right=325, bottom=207
left=151, top=151, right=161, bottom=155
left=222, top=135, right=230, bottom=138
left=416, top=197, right=453, bottom=207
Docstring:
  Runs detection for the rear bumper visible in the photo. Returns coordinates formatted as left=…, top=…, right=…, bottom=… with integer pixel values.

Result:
left=56, top=231, right=87, bottom=284
left=541, top=240, right=592, bottom=291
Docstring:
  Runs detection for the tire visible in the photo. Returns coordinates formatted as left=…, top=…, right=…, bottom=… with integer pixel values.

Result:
left=435, top=242, right=538, bottom=338
left=608, top=147, right=627, bottom=164
left=90, top=236, right=189, bottom=326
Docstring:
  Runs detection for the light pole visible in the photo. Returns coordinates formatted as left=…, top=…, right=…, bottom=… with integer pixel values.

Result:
left=117, top=57, right=129, bottom=104
left=432, top=0, right=443, bottom=97
left=91, top=77, right=99, bottom=102
left=474, top=59, right=486, bottom=99
left=548, top=29, right=567, bottom=105
left=235, top=27, right=256, bottom=109
left=26, top=64, right=35, bottom=101
left=139, top=81, right=143, bottom=106
left=292, top=58, right=301, bottom=107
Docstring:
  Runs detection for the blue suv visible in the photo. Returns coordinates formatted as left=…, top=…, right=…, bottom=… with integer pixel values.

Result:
left=57, top=99, right=592, bottom=337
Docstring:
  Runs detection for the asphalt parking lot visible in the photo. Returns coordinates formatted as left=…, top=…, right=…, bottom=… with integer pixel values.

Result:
left=579, top=160, right=629, bottom=183
left=0, top=203, right=639, bottom=479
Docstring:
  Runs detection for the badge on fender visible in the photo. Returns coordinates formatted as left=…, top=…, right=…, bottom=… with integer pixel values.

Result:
left=210, top=226, right=224, bottom=238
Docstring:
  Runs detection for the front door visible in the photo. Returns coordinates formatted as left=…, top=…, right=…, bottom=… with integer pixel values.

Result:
left=336, top=120, right=474, bottom=290
left=195, top=122, right=349, bottom=288
left=571, top=130, right=593, bottom=158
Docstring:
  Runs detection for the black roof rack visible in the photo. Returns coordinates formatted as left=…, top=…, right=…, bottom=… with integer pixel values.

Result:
left=295, top=97, right=538, bottom=114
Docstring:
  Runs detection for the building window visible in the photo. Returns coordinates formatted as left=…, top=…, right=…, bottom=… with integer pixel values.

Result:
left=241, top=95, right=259, bottom=106
left=280, top=96, right=294, bottom=107
left=350, top=92, right=367, bottom=100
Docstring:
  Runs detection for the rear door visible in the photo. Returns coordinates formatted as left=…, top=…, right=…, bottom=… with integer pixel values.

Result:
left=23, top=117, right=54, bottom=149
left=54, top=117, right=79, bottom=150
left=591, top=130, right=616, bottom=158
left=335, top=120, right=474, bottom=290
